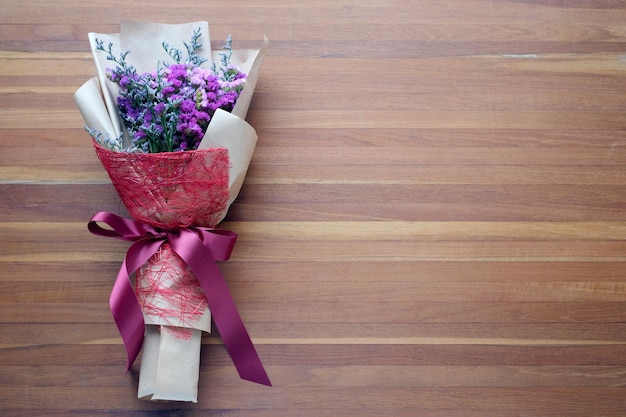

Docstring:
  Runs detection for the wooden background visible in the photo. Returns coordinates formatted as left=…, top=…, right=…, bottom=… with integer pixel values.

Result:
left=2, top=0, right=626, bottom=416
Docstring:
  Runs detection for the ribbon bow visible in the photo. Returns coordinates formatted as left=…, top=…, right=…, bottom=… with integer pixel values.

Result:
left=88, top=211, right=271, bottom=386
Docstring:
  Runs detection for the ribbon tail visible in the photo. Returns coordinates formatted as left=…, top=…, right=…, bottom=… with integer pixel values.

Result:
left=110, top=238, right=166, bottom=373
left=110, top=258, right=145, bottom=373
left=169, top=233, right=271, bottom=386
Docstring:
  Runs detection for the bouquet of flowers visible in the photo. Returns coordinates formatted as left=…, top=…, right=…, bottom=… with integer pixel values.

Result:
left=73, top=20, right=269, bottom=402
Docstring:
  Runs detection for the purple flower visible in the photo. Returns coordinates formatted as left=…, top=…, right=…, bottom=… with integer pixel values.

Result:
left=180, top=99, right=196, bottom=113
left=119, top=76, right=131, bottom=87
left=195, top=110, right=210, bottom=122
left=162, top=85, right=176, bottom=96
left=101, top=32, right=247, bottom=153
left=154, top=102, right=166, bottom=114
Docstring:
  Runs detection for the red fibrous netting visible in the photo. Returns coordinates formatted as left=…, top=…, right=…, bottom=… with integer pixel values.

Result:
left=94, top=141, right=230, bottom=334
left=93, top=142, right=229, bottom=230
left=136, top=243, right=207, bottom=339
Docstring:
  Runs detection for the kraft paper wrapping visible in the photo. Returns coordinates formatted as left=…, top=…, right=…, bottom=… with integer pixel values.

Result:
left=73, top=20, right=268, bottom=402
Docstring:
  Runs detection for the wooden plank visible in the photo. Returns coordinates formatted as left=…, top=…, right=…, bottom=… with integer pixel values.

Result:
left=4, top=301, right=626, bottom=323
left=0, top=386, right=625, bottom=414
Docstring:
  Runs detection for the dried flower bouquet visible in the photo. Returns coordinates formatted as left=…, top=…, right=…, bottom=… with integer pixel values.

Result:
left=74, top=20, right=270, bottom=402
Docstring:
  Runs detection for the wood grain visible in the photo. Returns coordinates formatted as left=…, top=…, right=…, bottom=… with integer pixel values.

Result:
left=2, top=0, right=626, bottom=415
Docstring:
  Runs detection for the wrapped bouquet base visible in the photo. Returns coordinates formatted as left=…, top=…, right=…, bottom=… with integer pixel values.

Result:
left=138, top=326, right=203, bottom=402
left=88, top=211, right=271, bottom=403
left=75, top=20, right=270, bottom=402
left=135, top=242, right=213, bottom=402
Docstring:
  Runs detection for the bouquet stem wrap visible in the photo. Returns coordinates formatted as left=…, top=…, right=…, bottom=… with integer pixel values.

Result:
left=88, top=211, right=271, bottom=387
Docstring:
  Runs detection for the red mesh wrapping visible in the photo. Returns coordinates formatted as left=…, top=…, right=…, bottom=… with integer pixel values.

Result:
left=136, top=243, right=208, bottom=338
left=93, top=141, right=229, bottom=229
left=94, top=141, right=230, bottom=332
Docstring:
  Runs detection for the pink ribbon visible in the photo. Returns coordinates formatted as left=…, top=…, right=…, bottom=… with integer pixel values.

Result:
left=88, top=211, right=271, bottom=386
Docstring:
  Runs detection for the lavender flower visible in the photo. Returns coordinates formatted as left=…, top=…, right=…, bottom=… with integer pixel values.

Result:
left=91, top=30, right=246, bottom=153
